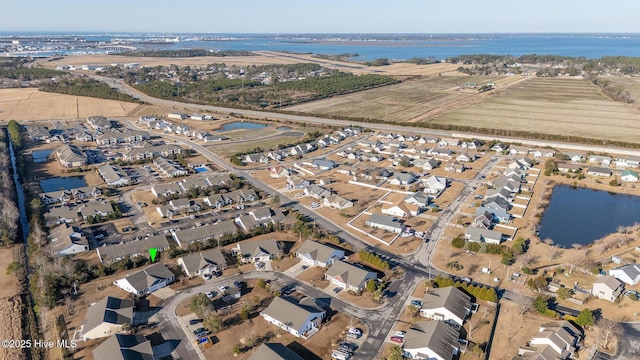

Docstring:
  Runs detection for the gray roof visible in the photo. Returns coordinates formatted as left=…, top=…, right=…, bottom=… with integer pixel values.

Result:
left=122, top=263, right=174, bottom=293
left=594, top=275, right=623, bottom=291
left=465, top=226, right=503, bottom=243
left=97, top=235, right=170, bottom=264
left=325, top=260, right=377, bottom=289
left=366, top=213, right=403, bottom=230
left=296, top=240, right=344, bottom=264
left=237, top=239, right=281, bottom=258
left=403, top=321, right=459, bottom=360
left=587, top=166, right=612, bottom=174
left=422, top=286, right=471, bottom=322
left=248, top=343, right=303, bottom=360
left=172, top=220, right=238, bottom=246
left=93, top=334, right=154, bottom=360
left=83, top=296, right=134, bottom=336
left=262, top=296, right=325, bottom=333
left=48, top=223, right=87, bottom=253
left=178, top=248, right=227, bottom=275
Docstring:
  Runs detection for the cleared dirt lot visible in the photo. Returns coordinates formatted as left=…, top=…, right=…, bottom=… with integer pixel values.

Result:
left=0, top=88, right=139, bottom=121
left=430, top=77, right=640, bottom=143
left=288, top=75, right=504, bottom=122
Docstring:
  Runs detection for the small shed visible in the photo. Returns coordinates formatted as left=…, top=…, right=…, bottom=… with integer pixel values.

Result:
left=612, top=256, right=623, bottom=265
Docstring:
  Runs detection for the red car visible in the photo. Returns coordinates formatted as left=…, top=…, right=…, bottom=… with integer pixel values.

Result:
left=390, top=336, right=404, bottom=343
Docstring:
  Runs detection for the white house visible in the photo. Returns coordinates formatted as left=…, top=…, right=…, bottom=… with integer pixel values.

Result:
left=236, top=239, right=281, bottom=263
left=366, top=213, right=404, bottom=233
left=261, top=296, right=326, bottom=339
left=113, top=263, right=175, bottom=296
left=592, top=276, right=624, bottom=302
left=420, top=286, right=472, bottom=329
left=296, top=240, right=345, bottom=268
left=324, top=260, right=377, bottom=292
left=48, top=223, right=89, bottom=257
left=465, top=226, right=503, bottom=244
left=81, top=296, right=134, bottom=340
left=422, top=175, right=447, bottom=196
left=621, top=169, right=639, bottom=182
left=177, top=248, right=227, bottom=277
left=517, top=321, right=580, bottom=360
left=390, top=172, right=417, bottom=186
left=382, top=202, right=419, bottom=217
left=403, top=321, right=460, bottom=360
left=609, top=264, right=640, bottom=285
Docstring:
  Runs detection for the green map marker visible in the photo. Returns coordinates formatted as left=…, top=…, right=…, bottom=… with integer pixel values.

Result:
left=149, top=248, right=158, bottom=262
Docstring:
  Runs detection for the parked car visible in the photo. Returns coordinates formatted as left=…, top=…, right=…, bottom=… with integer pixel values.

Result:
left=348, top=327, right=362, bottom=338
left=205, top=291, right=215, bottom=299
left=339, top=342, right=358, bottom=352
left=390, top=336, right=404, bottom=343
left=410, top=300, right=422, bottom=307
left=189, top=318, right=203, bottom=325
left=202, top=274, right=212, bottom=280
left=193, top=327, right=206, bottom=335
left=333, top=287, right=342, bottom=294
left=394, top=331, right=406, bottom=338
left=217, top=285, right=227, bottom=292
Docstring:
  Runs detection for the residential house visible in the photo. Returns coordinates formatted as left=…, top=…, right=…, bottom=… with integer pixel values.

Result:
left=261, top=296, right=326, bottom=339
left=366, top=213, right=404, bottom=233
left=516, top=321, right=581, bottom=360
left=121, top=143, right=182, bottom=162
left=113, top=263, right=175, bottom=296
left=491, top=143, right=509, bottom=152
left=403, top=321, right=460, bottom=360
left=621, top=169, right=639, bottom=182
left=71, top=186, right=101, bottom=200
left=438, top=137, right=460, bottom=147
left=79, top=202, right=115, bottom=220
left=40, top=190, right=72, bottom=205
left=474, top=210, right=494, bottom=229
left=95, top=129, right=149, bottom=145
left=514, top=157, right=534, bottom=170
left=390, top=172, right=417, bottom=186
left=563, top=152, right=584, bottom=163
left=423, top=175, right=447, bottom=196
left=420, top=286, right=473, bottom=329
left=98, top=164, right=130, bottom=187
left=486, top=187, right=513, bottom=202
left=92, top=334, right=155, bottom=360
left=592, top=276, right=624, bottom=302
left=151, top=183, right=182, bottom=198
left=267, top=151, right=288, bottom=161
left=609, top=264, right=640, bottom=285
left=97, top=235, right=170, bottom=264
left=587, top=166, right=612, bottom=177
left=235, top=208, right=285, bottom=231
left=87, top=116, right=112, bottom=131
left=81, top=296, right=134, bottom=340
left=323, top=194, right=354, bottom=210
left=177, top=248, right=227, bottom=277
left=311, top=159, right=337, bottom=170
left=444, top=162, right=465, bottom=173
left=49, top=223, right=88, bottom=256
left=419, top=136, right=439, bottom=144
left=26, top=126, right=51, bottom=141
left=482, top=197, right=511, bottom=213
left=154, top=157, right=188, bottom=177
left=244, top=153, right=269, bottom=164
left=414, top=158, right=440, bottom=170
left=227, top=188, right=258, bottom=203
left=324, top=260, right=377, bottom=292
left=465, top=226, right=503, bottom=244
left=531, top=148, right=556, bottom=158
left=404, top=192, right=430, bottom=207
left=509, top=145, right=530, bottom=155
left=616, top=155, right=640, bottom=168
left=304, top=184, right=332, bottom=199
left=269, top=166, right=290, bottom=179
left=475, top=206, right=510, bottom=224
left=493, top=174, right=522, bottom=193
left=248, top=343, right=304, bottom=360
left=44, top=206, right=82, bottom=226
left=463, top=139, right=481, bottom=149
left=203, top=194, right=233, bottom=208
left=73, top=128, right=94, bottom=142
left=56, top=144, right=87, bottom=168
left=296, top=240, right=345, bottom=268
left=171, top=220, right=238, bottom=247
left=168, top=112, right=188, bottom=120
left=456, top=152, right=475, bottom=163
left=557, top=163, right=582, bottom=173
left=382, top=202, right=419, bottom=218
left=428, top=147, right=454, bottom=158
left=236, top=239, right=282, bottom=263
left=287, top=176, right=312, bottom=189
left=589, top=155, right=612, bottom=166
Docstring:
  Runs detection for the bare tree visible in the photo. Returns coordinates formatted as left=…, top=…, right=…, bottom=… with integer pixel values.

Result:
left=550, top=249, right=561, bottom=261
left=516, top=296, right=533, bottom=316
left=599, top=318, right=623, bottom=350
left=519, top=254, right=535, bottom=268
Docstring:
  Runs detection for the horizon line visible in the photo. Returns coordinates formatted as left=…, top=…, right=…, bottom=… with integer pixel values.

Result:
left=2, top=31, right=640, bottom=35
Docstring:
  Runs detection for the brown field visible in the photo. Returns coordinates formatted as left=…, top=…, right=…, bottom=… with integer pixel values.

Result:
left=38, top=51, right=460, bottom=76
left=490, top=301, right=548, bottom=360
left=0, top=88, right=139, bottom=121
left=430, top=77, right=640, bottom=143
left=0, top=246, right=23, bottom=360
left=605, top=77, right=640, bottom=105
left=287, top=75, right=505, bottom=122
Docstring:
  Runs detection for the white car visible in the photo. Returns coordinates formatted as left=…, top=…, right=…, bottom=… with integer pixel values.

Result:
left=347, top=327, right=362, bottom=338
left=394, top=331, right=406, bottom=338
left=204, top=291, right=215, bottom=299
left=217, top=285, right=227, bottom=292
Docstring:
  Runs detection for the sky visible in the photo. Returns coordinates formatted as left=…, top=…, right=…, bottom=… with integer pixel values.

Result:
left=2, top=0, right=640, bottom=33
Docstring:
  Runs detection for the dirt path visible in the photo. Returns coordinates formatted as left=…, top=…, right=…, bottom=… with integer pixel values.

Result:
left=0, top=246, right=25, bottom=360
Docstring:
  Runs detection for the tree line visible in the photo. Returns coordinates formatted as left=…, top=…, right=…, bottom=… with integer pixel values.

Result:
left=39, top=78, right=137, bottom=102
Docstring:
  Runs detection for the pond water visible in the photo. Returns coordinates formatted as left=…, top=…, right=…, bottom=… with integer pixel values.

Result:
left=32, top=149, right=53, bottom=163
left=40, top=176, right=87, bottom=192
left=538, top=185, right=640, bottom=247
left=215, top=121, right=267, bottom=132
left=194, top=167, right=209, bottom=173
left=276, top=126, right=291, bottom=131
